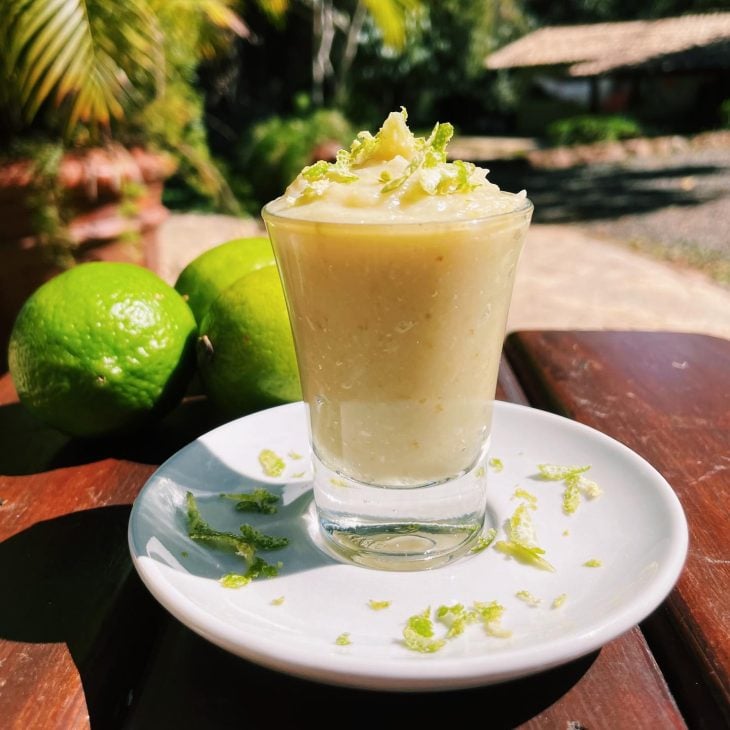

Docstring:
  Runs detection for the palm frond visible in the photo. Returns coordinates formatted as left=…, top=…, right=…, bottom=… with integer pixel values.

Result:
left=7, top=0, right=160, bottom=131
left=361, top=0, right=420, bottom=50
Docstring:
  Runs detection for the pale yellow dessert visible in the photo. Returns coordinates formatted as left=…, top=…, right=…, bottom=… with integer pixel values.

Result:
left=264, top=110, right=530, bottom=490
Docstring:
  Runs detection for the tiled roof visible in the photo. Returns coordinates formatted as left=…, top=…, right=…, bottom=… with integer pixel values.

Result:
left=486, top=13, right=730, bottom=76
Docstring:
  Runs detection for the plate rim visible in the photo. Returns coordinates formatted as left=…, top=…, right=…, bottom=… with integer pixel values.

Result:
left=128, top=400, right=689, bottom=691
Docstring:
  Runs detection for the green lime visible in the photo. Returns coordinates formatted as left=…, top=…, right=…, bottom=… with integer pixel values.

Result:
left=197, top=265, right=301, bottom=417
left=174, top=236, right=275, bottom=323
left=8, top=262, right=197, bottom=437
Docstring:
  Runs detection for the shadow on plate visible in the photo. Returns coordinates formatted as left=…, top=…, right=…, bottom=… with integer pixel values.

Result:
left=123, top=617, right=598, bottom=729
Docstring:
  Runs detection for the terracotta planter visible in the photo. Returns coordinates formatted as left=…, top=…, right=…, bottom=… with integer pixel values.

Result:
left=0, top=146, right=176, bottom=370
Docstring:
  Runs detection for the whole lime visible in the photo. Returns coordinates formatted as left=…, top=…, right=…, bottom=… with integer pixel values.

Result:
left=174, top=236, right=275, bottom=323
left=8, top=262, right=197, bottom=437
left=197, top=265, right=301, bottom=417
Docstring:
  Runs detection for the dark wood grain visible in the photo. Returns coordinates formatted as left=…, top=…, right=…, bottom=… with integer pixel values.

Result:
left=505, top=330, right=730, bottom=730
left=0, top=349, right=693, bottom=729
left=0, top=378, right=220, bottom=729
left=122, top=620, right=685, bottom=730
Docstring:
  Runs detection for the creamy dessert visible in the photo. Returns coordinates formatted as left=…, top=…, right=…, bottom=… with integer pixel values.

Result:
left=263, top=109, right=532, bottom=568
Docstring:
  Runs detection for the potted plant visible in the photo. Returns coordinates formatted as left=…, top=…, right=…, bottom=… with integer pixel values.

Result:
left=0, top=0, right=247, bottom=366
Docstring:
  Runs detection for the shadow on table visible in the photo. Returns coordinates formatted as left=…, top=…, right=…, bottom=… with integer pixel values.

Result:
left=0, top=505, right=165, bottom=729
left=0, top=503, right=598, bottom=730
left=123, top=618, right=598, bottom=729
left=0, top=395, right=226, bottom=476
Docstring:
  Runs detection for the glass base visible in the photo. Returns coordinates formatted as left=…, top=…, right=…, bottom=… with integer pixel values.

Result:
left=312, top=451, right=489, bottom=571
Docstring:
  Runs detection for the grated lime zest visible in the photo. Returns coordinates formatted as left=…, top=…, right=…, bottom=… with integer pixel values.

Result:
left=403, top=607, right=447, bottom=653
left=259, top=449, right=285, bottom=477
left=516, top=590, right=542, bottom=607
left=368, top=599, right=391, bottom=611
left=220, top=487, right=280, bottom=514
left=488, top=457, right=504, bottom=472
left=470, top=528, right=497, bottom=553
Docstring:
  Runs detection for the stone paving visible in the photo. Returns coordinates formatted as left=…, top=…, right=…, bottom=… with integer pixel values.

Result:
left=157, top=212, right=730, bottom=341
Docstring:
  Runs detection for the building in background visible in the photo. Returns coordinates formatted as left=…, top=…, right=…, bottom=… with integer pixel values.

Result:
left=486, top=13, right=730, bottom=135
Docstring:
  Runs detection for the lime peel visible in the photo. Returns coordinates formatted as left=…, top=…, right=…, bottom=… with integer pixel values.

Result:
left=536, top=463, right=602, bottom=515
left=292, top=108, right=481, bottom=203
left=403, top=601, right=511, bottom=652
left=220, top=487, right=280, bottom=514
left=335, top=632, right=352, bottom=646
left=495, top=492, right=555, bottom=572
left=368, top=600, right=392, bottom=611
left=186, top=492, right=286, bottom=586
left=403, top=607, right=446, bottom=653
left=488, top=457, right=504, bottom=472
left=470, top=528, right=497, bottom=553
left=516, top=590, right=542, bottom=607
left=259, top=449, right=286, bottom=477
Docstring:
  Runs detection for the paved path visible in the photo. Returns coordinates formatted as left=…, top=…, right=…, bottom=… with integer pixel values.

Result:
left=158, top=213, right=730, bottom=340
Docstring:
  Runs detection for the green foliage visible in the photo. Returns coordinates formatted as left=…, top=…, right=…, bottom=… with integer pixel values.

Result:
left=720, top=99, right=730, bottom=129
left=235, top=101, right=355, bottom=211
left=547, top=115, right=644, bottom=146
left=344, top=0, right=530, bottom=133
left=0, top=0, right=246, bottom=216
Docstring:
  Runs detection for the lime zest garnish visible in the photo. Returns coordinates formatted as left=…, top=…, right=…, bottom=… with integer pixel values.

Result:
left=220, top=487, right=280, bottom=514
left=537, top=464, right=591, bottom=481
left=259, top=449, right=285, bottom=477
left=219, top=558, right=282, bottom=589
left=473, top=600, right=511, bottom=638
left=330, top=477, right=348, bottom=488
left=404, top=602, right=511, bottom=652
left=436, top=603, right=478, bottom=639
left=381, top=121, right=460, bottom=194
left=495, top=540, right=556, bottom=572
left=470, top=528, right=497, bottom=553
left=508, top=502, right=536, bottom=546
left=562, top=478, right=581, bottom=515
left=185, top=492, right=286, bottom=584
left=516, top=590, right=541, bottom=607
left=335, top=632, right=352, bottom=646
left=220, top=573, right=251, bottom=589
left=536, top=463, right=602, bottom=515
left=562, top=529, right=570, bottom=537
left=238, top=524, right=289, bottom=550
left=488, top=457, right=504, bottom=472
left=584, top=558, right=603, bottom=568
left=495, top=492, right=555, bottom=571
left=577, top=476, right=603, bottom=499
left=552, top=593, right=568, bottom=609
left=512, top=488, right=538, bottom=509
left=475, top=466, right=486, bottom=478
left=368, top=599, right=392, bottom=611
left=287, top=451, right=303, bottom=460
left=403, top=607, right=447, bottom=653
left=290, top=471, right=306, bottom=478
left=271, top=596, right=285, bottom=606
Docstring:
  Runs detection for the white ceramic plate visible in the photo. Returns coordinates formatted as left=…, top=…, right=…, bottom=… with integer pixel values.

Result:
left=128, top=401, right=688, bottom=691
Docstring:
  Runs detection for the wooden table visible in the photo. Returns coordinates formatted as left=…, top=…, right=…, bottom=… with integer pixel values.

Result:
left=0, top=331, right=727, bottom=729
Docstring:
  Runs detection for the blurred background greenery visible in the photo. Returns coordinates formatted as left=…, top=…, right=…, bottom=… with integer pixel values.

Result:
left=1, top=0, right=728, bottom=221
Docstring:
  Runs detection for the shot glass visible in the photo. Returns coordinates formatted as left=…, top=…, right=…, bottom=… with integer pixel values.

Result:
left=263, top=199, right=533, bottom=570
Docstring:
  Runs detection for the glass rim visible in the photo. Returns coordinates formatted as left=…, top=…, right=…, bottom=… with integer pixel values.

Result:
left=261, top=194, right=533, bottom=232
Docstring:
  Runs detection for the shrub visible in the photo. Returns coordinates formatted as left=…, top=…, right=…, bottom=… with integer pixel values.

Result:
left=720, top=100, right=730, bottom=129
left=547, top=115, right=643, bottom=146
left=236, top=102, right=355, bottom=212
